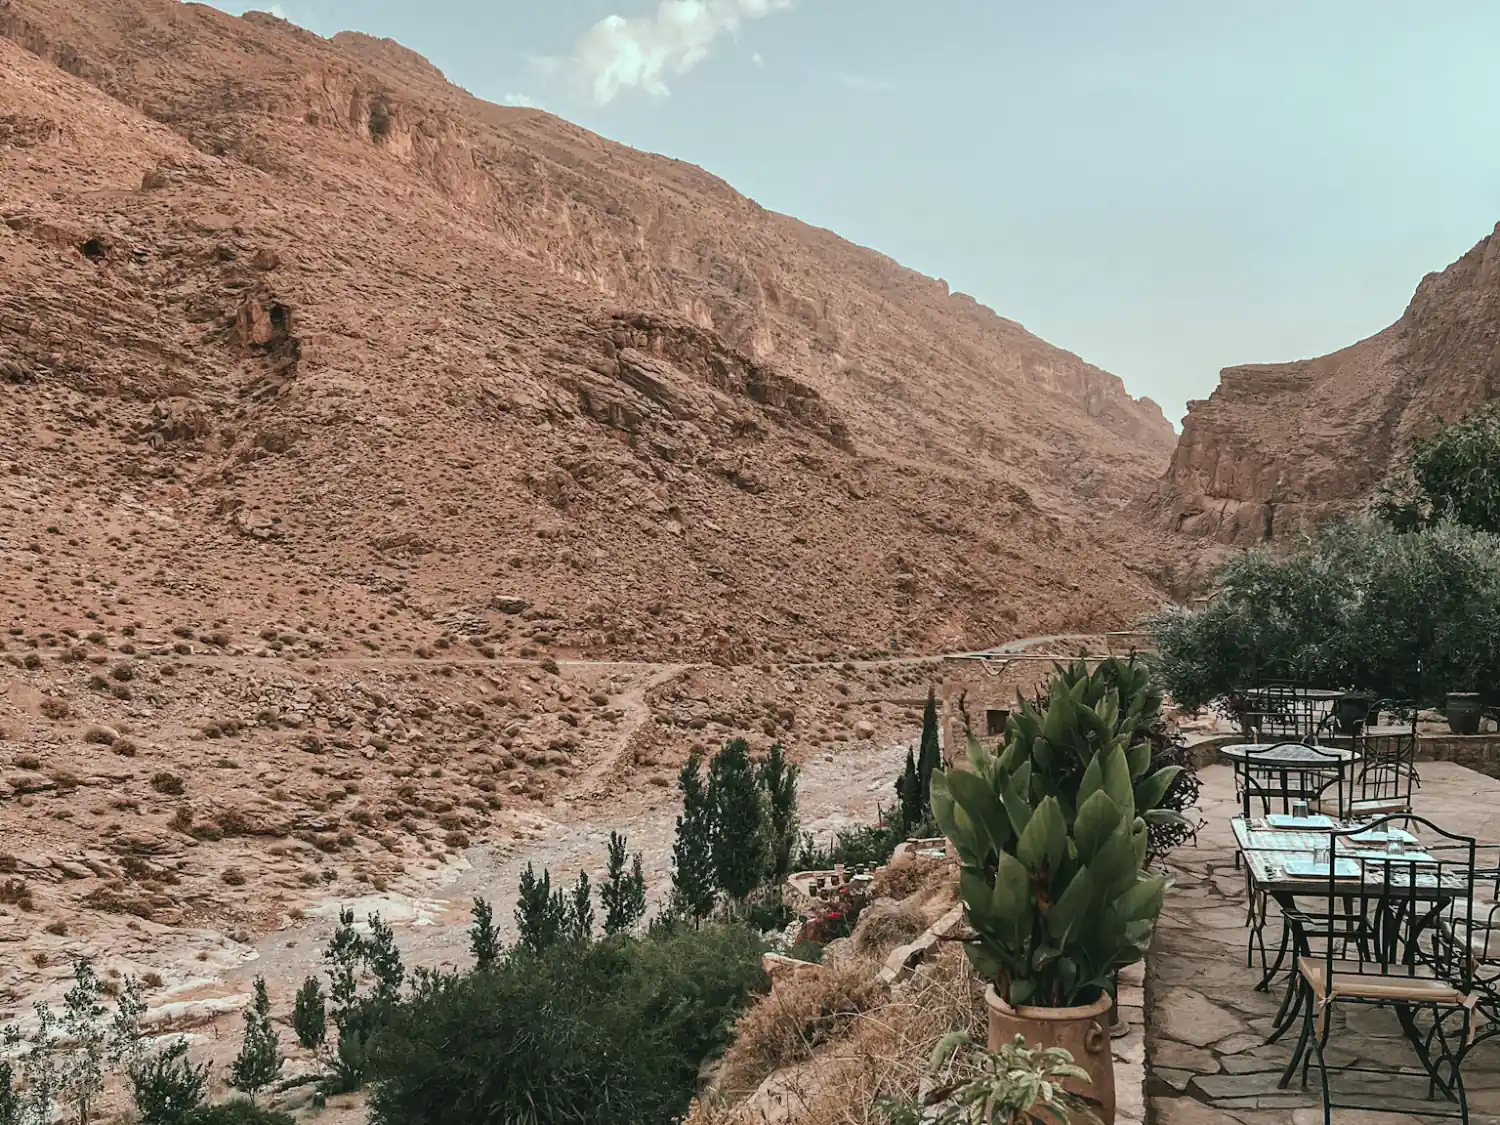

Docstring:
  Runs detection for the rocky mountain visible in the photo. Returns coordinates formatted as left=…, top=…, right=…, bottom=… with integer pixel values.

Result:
left=1144, top=224, right=1500, bottom=547
left=0, top=0, right=1174, bottom=664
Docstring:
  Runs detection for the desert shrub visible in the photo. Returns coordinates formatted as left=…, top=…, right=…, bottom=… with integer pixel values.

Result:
left=851, top=900, right=925, bottom=957
left=795, top=823, right=901, bottom=872
left=1149, top=519, right=1500, bottom=709
left=365, top=925, right=766, bottom=1125
left=131, top=1039, right=208, bottom=1125
left=715, top=959, right=887, bottom=1100
left=151, top=773, right=185, bottom=796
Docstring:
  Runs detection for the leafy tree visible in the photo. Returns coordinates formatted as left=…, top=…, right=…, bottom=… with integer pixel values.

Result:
left=1149, top=519, right=1500, bottom=709
left=182, top=1106, right=296, bottom=1125
left=13, top=1003, right=59, bottom=1125
left=1377, top=406, right=1500, bottom=534
left=60, top=958, right=107, bottom=1124
left=568, top=871, right=595, bottom=943
left=896, top=748, right=922, bottom=832
left=671, top=754, right=717, bottom=923
left=364, top=914, right=405, bottom=1005
left=515, top=863, right=567, bottom=953
left=109, top=975, right=147, bottom=1075
left=757, top=743, right=800, bottom=880
left=601, top=831, right=648, bottom=936
left=916, top=687, right=941, bottom=808
left=468, top=897, right=500, bottom=969
left=130, top=1039, right=208, bottom=1125
left=0, top=1026, right=18, bottom=1125
left=292, top=977, right=326, bottom=1051
left=228, top=977, right=281, bottom=1103
left=707, top=739, right=766, bottom=901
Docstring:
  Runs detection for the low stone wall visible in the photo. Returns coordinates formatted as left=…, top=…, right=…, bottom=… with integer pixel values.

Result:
left=1418, top=733, right=1500, bottom=777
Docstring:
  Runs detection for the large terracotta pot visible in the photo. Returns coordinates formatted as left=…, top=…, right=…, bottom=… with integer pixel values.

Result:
left=986, top=985, right=1115, bottom=1124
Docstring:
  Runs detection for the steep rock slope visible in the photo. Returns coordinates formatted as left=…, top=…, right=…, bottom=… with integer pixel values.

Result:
left=1143, top=225, right=1500, bottom=546
left=1, top=0, right=1173, bottom=661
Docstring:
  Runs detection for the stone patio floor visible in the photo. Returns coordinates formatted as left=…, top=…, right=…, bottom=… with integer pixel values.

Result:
left=1149, top=760, right=1500, bottom=1125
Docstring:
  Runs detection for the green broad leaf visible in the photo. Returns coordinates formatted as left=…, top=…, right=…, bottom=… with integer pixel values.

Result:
left=1045, top=865, right=1097, bottom=942
left=1134, top=764, right=1182, bottom=812
left=990, top=852, right=1033, bottom=930
left=929, top=771, right=961, bottom=840
left=1125, top=738, right=1151, bottom=780
left=1099, top=744, right=1135, bottom=817
left=1117, top=875, right=1167, bottom=923
left=945, top=769, right=1012, bottom=859
left=963, top=942, right=1002, bottom=983
left=1072, top=790, right=1122, bottom=864
left=1009, top=976, right=1036, bottom=1006
left=1089, top=825, right=1140, bottom=900
left=997, top=771, right=1035, bottom=840
left=1078, top=750, right=1105, bottom=807
left=965, top=733, right=994, bottom=776
left=960, top=868, right=1002, bottom=929
left=1143, top=807, right=1189, bottom=827
left=1016, top=796, right=1067, bottom=874
left=1032, top=944, right=1062, bottom=971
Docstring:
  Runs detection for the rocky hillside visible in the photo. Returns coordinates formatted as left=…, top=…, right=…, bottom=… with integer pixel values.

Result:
left=0, top=0, right=1174, bottom=664
left=1143, top=224, right=1500, bottom=547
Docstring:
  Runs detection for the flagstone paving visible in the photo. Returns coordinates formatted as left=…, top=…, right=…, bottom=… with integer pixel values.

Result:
left=1148, top=761, right=1500, bottom=1125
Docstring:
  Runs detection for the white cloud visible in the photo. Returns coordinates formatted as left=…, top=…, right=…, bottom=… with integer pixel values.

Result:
left=503, top=92, right=545, bottom=109
left=557, top=0, right=793, bottom=106
left=752, top=50, right=765, bottom=67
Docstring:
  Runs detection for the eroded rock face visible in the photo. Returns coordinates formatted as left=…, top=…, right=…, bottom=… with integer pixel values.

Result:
left=1144, top=224, right=1500, bottom=546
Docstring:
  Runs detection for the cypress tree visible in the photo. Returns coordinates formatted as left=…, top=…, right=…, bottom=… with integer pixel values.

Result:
left=515, top=863, right=562, bottom=953
left=601, top=831, right=648, bottom=936
left=568, top=871, right=594, bottom=943
left=757, top=742, right=800, bottom=880
left=228, top=976, right=281, bottom=1103
left=671, top=754, right=717, bottom=922
left=898, top=747, right=922, bottom=831
left=916, top=686, right=942, bottom=811
left=293, top=977, right=326, bottom=1050
left=469, top=897, right=500, bottom=969
left=707, top=739, right=766, bottom=901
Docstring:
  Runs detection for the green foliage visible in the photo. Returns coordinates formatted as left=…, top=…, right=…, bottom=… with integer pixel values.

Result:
left=672, top=754, right=718, bottom=922
left=11, top=1002, right=59, bottom=1125
left=292, top=977, right=326, bottom=1051
left=0, top=1027, right=18, bottom=1125
left=1149, top=519, right=1500, bottom=709
left=130, top=1039, right=209, bottom=1125
left=879, top=1032, right=1099, bottom=1125
left=1376, top=406, right=1500, bottom=534
left=898, top=748, right=922, bottom=832
left=787, top=939, right=825, bottom=964
left=917, top=686, right=942, bottom=809
left=708, top=739, right=767, bottom=901
left=758, top=743, right=800, bottom=881
left=468, top=897, right=499, bottom=969
left=568, top=871, right=595, bottom=943
left=930, top=666, right=1175, bottom=1007
left=795, top=820, right=903, bottom=872
left=363, top=915, right=405, bottom=1005
left=364, top=925, right=768, bottom=1125
left=181, top=1104, right=296, bottom=1125
left=515, top=863, right=567, bottom=953
left=321, top=908, right=404, bottom=1095
left=601, top=831, right=648, bottom=936
left=60, top=957, right=107, bottom=1124
left=228, top=977, right=281, bottom=1103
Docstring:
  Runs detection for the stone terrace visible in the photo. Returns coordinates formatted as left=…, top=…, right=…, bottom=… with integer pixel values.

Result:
left=1149, top=761, right=1500, bottom=1125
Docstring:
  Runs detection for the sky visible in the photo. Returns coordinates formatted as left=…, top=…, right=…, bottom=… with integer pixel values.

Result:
left=204, top=0, right=1500, bottom=427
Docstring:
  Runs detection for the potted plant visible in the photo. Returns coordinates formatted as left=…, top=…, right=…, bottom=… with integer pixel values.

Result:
left=1446, top=692, right=1483, bottom=736
left=929, top=664, right=1180, bottom=1124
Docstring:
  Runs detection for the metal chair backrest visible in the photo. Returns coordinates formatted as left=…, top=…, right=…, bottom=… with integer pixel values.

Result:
left=1351, top=699, right=1418, bottom=812
left=1239, top=741, right=1348, bottom=820
left=1319, top=814, right=1476, bottom=990
left=1243, top=682, right=1327, bottom=743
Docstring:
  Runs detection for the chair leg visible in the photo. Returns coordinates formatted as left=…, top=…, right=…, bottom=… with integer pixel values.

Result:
left=1269, top=966, right=1304, bottom=1043
left=1310, top=1015, right=1334, bottom=1125
left=1280, top=985, right=1313, bottom=1089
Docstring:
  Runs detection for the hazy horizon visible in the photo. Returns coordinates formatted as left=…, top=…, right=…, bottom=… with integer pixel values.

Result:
left=203, top=0, right=1500, bottom=427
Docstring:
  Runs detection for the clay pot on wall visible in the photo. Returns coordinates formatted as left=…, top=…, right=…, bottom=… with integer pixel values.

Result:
left=986, top=986, right=1115, bottom=1124
left=1447, top=692, right=1483, bottom=736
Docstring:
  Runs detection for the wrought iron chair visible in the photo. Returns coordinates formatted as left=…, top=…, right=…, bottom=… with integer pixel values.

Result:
left=1347, top=700, right=1420, bottom=818
left=1280, top=814, right=1476, bottom=1124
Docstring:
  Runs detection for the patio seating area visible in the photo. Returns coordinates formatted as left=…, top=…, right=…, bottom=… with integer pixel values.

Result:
left=1149, top=759, right=1500, bottom=1125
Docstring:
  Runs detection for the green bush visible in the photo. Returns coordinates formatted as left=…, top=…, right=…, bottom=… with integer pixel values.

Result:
left=1377, top=406, right=1500, bottom=534
left=1149, top=519, right=1500, bottom=710
left=181, top=1104, right=295, bottom=1125
left=131, top=1040, right=208, bottom=1125
left=365, top=925, right=768, bottom=1125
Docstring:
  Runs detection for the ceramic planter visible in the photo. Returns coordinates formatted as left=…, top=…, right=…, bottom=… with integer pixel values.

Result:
left=1333, top=693, right=1372, bottom=735
left=985, top=985, right=1115, bottom=1124
left=1447, top=692, right=1483, bottom=736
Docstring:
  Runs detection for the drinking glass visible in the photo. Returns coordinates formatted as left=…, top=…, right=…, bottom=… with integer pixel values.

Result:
left=1314, top=845, right=1331, bottom=869
left=1386, top=837, right=1404, bottom=856
left=1292, top=799, right=1310, bottom=820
